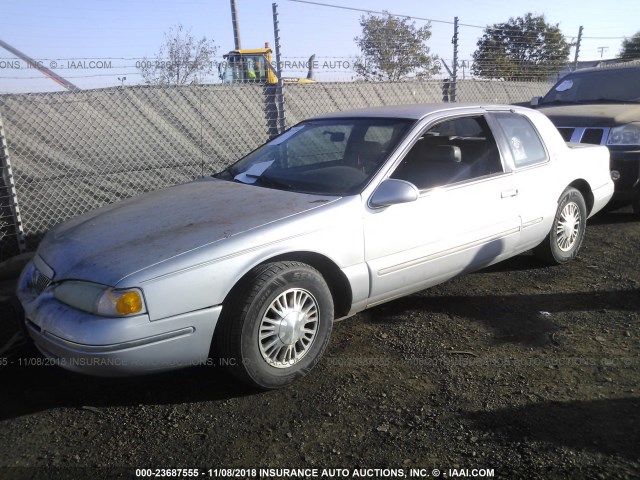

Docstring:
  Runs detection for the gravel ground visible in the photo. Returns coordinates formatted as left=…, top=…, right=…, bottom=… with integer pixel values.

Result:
left=0, top=206, right=638, bottom=480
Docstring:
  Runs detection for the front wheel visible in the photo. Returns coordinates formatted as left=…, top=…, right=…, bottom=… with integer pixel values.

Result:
left=533, top=187, right=587, bottom=265
left=215, top=261, right=334, bottom=389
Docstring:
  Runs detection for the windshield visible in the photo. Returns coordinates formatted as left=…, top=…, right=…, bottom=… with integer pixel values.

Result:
left=215, top=118, right=414, bottom=195
left=542, top=67, right=640, bottom=104
left=222, top=54, right=271, bottom=83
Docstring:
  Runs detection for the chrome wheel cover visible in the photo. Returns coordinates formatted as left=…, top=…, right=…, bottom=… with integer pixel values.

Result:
left=555, top=202, right=581, bottom=252
left=258, top=288, right=319, bottom=368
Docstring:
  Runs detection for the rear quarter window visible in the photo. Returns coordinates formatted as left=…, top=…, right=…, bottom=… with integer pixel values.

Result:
left=494, top=113, right=547, bottom=168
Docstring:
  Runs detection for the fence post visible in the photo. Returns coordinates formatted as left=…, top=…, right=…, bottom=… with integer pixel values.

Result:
left=272, top=2, right=286, bottom=134
left=0, top=111, right=26, bottom=257
left=573, top=26, right=583, bottom=71
left=451, top=16, right=459, bottom=102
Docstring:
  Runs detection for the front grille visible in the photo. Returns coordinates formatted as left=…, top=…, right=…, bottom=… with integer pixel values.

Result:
left=558, top=128, right=574, bottom=142
left=557, top=126, right=611, bottom=145
left=581, top=128, right=605, bottom=145
left=32, top=269, right=52, bottom=294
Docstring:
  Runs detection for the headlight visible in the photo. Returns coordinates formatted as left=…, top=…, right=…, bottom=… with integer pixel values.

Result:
left=54, top=281, right=146, bottom=317
left=607, top=123, right=640, bottom=146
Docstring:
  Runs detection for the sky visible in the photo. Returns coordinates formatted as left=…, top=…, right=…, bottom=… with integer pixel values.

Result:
left=0, top=0, right=637, bottom=93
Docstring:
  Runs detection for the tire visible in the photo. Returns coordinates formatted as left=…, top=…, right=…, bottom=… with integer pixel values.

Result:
left=215, top=261, right=334, bottom=389
left=533, top=187, right=587, bottom=265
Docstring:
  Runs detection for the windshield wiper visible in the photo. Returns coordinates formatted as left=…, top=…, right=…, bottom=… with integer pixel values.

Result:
left=585, top=98, right=640, bottom=104
left=540, top=99, right=577, bottom=105
left=212, top=169, right=232, bottom=180
left=246, top=173, right=292, bottom=190
left=541, top=98, right=640, bottom=106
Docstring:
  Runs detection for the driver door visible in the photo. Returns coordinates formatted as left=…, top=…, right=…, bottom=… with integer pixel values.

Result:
left=364, top=114, right=522, bottom=306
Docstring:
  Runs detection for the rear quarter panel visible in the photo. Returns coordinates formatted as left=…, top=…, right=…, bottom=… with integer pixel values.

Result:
left=522, top=108, right=613, bottom=216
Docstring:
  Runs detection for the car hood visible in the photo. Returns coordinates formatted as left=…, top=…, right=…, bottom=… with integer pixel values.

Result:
left=537, top=104, right=640, bottom=126
left=38, top=178, right=337, bottom=285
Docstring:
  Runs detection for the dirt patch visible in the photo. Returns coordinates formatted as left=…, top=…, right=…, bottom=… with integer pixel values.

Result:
left=0, top=206, right=638, bottom=479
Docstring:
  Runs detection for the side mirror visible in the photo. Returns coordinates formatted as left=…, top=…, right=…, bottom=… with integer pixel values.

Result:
left=369, top=179, right=419, bottom=209
left=530, top=96, right=542, bottom=107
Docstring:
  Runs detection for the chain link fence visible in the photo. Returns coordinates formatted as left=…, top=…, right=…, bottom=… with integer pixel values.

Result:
left=0, top=78, right=552, bottom=261
left=0, top=113, right=23, bottom=260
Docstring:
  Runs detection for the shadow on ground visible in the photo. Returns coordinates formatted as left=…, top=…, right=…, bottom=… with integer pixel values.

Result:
left=467, top=397, right=640, bottom=460
left=364, top=289, right=640, bottom=347
left=589, top=202, right=638, bottom=225
left=1, top=294, right=255, bottom=421
left=0, top=348, right=256, bottom=421
left=0, top=285, right=261, bottom=422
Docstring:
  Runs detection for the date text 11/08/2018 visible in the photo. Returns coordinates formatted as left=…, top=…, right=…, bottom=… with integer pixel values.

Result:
left=134, top=467, right=496, bottom=478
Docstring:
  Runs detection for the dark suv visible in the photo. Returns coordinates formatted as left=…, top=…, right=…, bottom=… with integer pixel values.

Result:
left=533, top=64, right=640, bottom=217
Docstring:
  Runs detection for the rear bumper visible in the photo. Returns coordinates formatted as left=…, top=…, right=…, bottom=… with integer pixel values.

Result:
left=590, top=180, right=615, bottom=218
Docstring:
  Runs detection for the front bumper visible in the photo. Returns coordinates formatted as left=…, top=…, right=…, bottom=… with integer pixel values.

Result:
left=17, top=261, right=221, bottom=377
left=24, top=305, right=221, bottom=376
left=610, top=150, right=640, bottom=202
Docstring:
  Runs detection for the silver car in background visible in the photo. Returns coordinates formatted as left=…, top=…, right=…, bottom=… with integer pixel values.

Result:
left=17, top=104, right=614, bottom=388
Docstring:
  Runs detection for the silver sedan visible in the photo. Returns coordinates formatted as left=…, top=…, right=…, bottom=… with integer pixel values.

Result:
left=17, top=104, right=614, bottom=388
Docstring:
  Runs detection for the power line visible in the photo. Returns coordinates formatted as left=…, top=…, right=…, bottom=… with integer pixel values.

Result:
left=286, top=0, right=613, bottom=42
left=582, top=36, right=626, bottom=39
left=286, top=0, right=466, bottom=26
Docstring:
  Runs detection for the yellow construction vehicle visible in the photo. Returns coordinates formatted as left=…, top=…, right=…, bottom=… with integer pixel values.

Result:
left=219, top=42, right=316, bottom=85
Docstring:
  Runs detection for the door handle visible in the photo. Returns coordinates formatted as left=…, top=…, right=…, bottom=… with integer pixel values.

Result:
left=501, top=189, right=518, bottom=198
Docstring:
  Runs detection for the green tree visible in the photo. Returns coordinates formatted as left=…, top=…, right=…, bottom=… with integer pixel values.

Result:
left=140, top=24, right=217, bottom=86
left=472, top=13, right=570, bottom=81
left=620, top=31, right=640, bottom=60
left=354, top=12, right=439, bottom=81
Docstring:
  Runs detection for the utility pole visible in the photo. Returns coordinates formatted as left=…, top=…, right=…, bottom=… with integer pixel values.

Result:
left=230, top=0, right=242, bottom=50
left=573, top=26, right=583, bottom=71
left=597, top=46, right=608, bottom=58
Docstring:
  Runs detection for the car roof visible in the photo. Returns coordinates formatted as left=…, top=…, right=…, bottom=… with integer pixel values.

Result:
left=310, top=103, right=516, bottom=121
left=564, top=63, right=640, bottom=77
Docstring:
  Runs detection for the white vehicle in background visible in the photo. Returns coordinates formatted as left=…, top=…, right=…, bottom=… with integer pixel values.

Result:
left=17, top=104, right=614, bottom=389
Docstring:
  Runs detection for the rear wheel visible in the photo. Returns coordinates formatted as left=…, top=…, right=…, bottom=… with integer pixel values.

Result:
left=215, top=261, right=333, bottom=389
left=533, top=187, right=587, bottom=265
